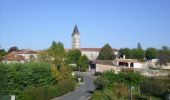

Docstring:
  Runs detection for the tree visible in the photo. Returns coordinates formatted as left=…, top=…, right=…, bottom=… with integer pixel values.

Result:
left=132, top=48, right=145, bottom=59
left=0, top=49, right=6, bottom=57
left=162, top=45, right=169, bottom=51
left=157, top=46, right=170, bottom=65
left=97, top=44, right=115, bottom=60
left=66, top=49, right=81, bottom=64
left=137, top=42, right=142, bottom=49
left=145, top=48, right=157, bottom=60
left=119, top=48, right=133, bottom=59
left=8, top=46, right=19, bottom=53
left=48, top=41, right=65, bottom=65
left=77, top=55, right=89, bottom=72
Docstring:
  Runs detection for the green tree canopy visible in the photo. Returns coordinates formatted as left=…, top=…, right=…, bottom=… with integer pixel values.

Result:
left=48, top=41, right=65, bottom=65
left=119, top=48, right=133, bottom=59
left=157, top=46, right=170, bottom=65
left=77, top=55, right=89, bottom=72
left=8, top=46, right=19, bottom=53
left=66, top=49, right=81, bottom=64
left=132, top=48, right=145, bottom=59
left=145, top=48, right=157, bottom=60
left=97, top=44, right=114, bottom=60
left=0, top=49, right=6, bottom=57
left=137, top=42, right=142, bottom=49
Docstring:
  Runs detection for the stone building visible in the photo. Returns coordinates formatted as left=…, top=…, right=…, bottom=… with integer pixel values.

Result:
left=71, top=25, right=118, bottom=60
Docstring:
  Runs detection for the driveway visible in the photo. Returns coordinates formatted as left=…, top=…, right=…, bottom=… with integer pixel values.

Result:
left=52, top=71, right=96, bottom=100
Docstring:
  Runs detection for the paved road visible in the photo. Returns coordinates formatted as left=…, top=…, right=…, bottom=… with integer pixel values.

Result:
left=52, top=72, right=96, bottom=100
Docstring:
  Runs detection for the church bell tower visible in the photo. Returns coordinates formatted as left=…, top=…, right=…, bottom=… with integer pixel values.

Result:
left=72, top=25, right=80, bottom=49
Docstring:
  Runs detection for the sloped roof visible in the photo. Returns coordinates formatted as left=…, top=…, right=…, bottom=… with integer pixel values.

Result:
left=16, top=49, right=38, bottom=54
left=80, top=48, right=118, bottom=52
left=3, top=52, right=25, bottom=61
left=91, top=60, right=115, bottom=66
left=115, top=58, right=142, bottom=63
left=71, top=25, right=80, bottom=36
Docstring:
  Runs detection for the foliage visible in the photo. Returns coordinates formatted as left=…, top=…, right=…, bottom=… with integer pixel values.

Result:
left=51, top=64, right=73, bottom=82
left=97, top=44, right=115, bottom=60
left=100, top=71, right=145, bottom=87
left=92, top=71, right=146, bottom=100
left=57, top=80, right=76, bottom=95
left=74, top=75, right=84, bottom=82
left=157, top=46, right=170, bottom=65
left=0, top=49, right=6, bottom=57
left=119, top=48, right=133, bottom=59
left=8, top=46, right=19, bottom=53
left=90, top=91, right=110, bottom=100
left=140, top=77, right=169, bottom=97
left=77, top=55, right=89, bottom=72
left=20, top=80, right=76, bottom=100
left=132, top=48, right=145, bottom=59
left=66, top=49, right=81, bottom=64
left=94, top=76, right=108, bottom=90
left=37, top=50, right=53, bottom=63
left=20, top=86, right=50, bottom=100
left=0, top=62, right=56, bottom=98
left=145, top=48, right=157, bottom=60
left=48, top=41, right=65, bottom=65
left=112, top=83, right=129, bottom=99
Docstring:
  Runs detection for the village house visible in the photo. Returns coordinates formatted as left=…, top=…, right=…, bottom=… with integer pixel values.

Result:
left=89, top=60, right=116, bottom=74
left=2, top=49, right=38, bottom=64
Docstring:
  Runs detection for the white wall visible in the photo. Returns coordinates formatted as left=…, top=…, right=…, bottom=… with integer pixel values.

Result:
left=96, top=64, right=116, bottom=73
left=81, top=51, right=99, bottom=60
left=134, top=63, right=143, bottom=68
left=18, top=54, right=38, bottom=60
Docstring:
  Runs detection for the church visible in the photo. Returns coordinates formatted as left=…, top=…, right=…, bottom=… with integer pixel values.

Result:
left=71, top=25, right=118, bottom=60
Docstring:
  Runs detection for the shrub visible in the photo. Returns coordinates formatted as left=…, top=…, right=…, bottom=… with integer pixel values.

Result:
left=94, top=76, right=108, bottom=90
left=75, top=75, right=84, bottom=82
left=20, top=86, right=49, bottom=100
left=20, top=81, right=76, bottom=100
left=0, top=62, right=56, bottom=98
left=57, top=80, right=76, bottom=96
left=112, top=83, right=129, bottom=99
left=90, top=91, right=110, bottom=100
left=140, top=77, right=168, bottom=97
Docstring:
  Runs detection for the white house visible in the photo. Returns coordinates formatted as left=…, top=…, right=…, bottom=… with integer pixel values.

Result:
left=89, top=60, right=116, bottom=73
left=114, top=58, right=144, bottom=69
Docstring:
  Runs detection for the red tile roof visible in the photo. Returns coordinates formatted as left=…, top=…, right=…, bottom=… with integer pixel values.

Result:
left=16, top=49, right=38, bottom=54
left=80, top=48, right=118, bottom=52
left=3, top=52, right=25, bottom=61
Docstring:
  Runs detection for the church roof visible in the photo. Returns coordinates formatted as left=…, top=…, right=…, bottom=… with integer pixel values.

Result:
left=72, top=25, right=80, bottom=36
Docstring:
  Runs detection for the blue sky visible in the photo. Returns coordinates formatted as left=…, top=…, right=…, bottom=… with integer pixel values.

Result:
left=0, top=0, right=170, bottom=50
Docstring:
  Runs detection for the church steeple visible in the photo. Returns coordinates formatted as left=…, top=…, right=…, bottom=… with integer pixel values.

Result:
left=72, top=25, right=80, bottom=49
left=72, top=25, right=80, bottom=36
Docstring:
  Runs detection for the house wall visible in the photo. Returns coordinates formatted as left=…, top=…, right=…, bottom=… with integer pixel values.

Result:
left=96, top=64, right=116, bottom=73
left=81, top=51, right=99, bottom=60
left=82, top=51, right=118, bottom=60
left=17, top=54, right=38, bottom=60
left=134, top=63, right=143, bottom=68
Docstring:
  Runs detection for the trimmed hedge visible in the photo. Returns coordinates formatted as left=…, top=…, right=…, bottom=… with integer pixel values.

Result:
left=0, top=62, right=76, bottom=100
left=20, top=80, right=76, bottom=100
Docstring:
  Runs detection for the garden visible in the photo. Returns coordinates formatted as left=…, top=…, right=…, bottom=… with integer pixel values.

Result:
left=91, top=71, right=170, bottom=100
